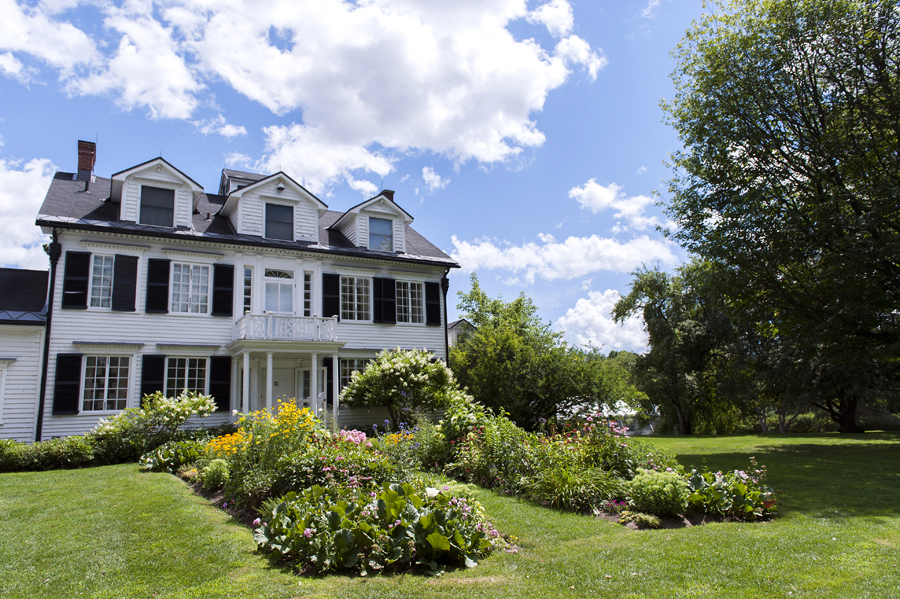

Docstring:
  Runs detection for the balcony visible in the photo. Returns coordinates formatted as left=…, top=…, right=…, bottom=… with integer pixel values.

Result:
left=233, top=314, right=339, bottom=342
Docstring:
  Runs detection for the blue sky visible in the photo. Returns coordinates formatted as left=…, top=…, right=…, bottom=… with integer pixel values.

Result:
left=0, top=0, right=705, bottom=353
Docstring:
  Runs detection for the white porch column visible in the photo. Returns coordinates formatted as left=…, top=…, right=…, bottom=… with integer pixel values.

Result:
left=265, top=352, right=273, bottom=410
left=233, top=253, right=244, bottom=317
left=253, top=255, right=264, bottom=315
left=241, top=352, right=250, bottom=413
left=310, top=352, right=318, bottom=417
left=332, top=354, right=340, bottom=430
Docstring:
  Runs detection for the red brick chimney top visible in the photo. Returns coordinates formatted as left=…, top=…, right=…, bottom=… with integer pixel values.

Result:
left=77, top=140, right=96, bottom=174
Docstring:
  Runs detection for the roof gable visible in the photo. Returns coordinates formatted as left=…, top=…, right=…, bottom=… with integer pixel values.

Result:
left=328, top=191, right=413, bottom=232
left=219, top=171, right=327, bottom=217
left=109, top=157, right=204, bottom=205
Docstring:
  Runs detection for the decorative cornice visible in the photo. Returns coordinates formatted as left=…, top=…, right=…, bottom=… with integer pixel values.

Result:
left=156, top=343, right=224, bottom=351
left=81, top=240, right=150, bottom=253
left=73, top=341, right=144, bottom=350
left=133, top=176, right=183, bottom=188
left=161, top=248, right=224, bottom=262
left=259, top=195, right=301, bottom=204
left=332, top=264, right=380, bottom=275
left=388, top=269, right=433, bottom=279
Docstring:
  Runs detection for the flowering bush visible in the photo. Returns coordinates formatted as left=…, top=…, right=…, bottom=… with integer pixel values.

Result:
left=219, top=400, right=323, bottom=509
left=687, top=457, right=776, bottom=521
left=340, top=349, right=456, bottom=428
left=139, top=439, right=205, bottom=473
left=90, top=390, right=217, bottom=463
left=254, top=481, right=502, bottom=575
left=626, top=468, right=691, bottom=517
left=272, top=432, right=402, bottom=495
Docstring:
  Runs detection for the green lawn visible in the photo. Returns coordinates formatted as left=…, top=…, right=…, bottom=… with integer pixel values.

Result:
left=2, top=434, right=899, bottom=598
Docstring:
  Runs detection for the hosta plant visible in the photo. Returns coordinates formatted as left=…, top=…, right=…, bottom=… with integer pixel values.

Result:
left=687, top=457, right=776, bottom=521
left=254, top=481, right=501, bottom=575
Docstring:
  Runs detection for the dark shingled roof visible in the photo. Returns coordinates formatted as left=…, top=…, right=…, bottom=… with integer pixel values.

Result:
left=0, top=268, right=48, bottom=325
left=36, top=171, right=457, bottom=268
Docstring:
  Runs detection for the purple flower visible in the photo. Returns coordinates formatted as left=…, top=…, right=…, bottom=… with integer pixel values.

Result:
left=252, top=518, right=261, bottom=526
left=303, top=528, right=315, bottom=538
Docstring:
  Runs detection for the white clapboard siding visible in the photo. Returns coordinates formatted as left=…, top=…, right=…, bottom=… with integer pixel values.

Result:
left=393, top=219, right=406, bottom=253
left=0, top=326, right=45, bottom=443
left=242, top=197, right=264, bottom=236
left=358, top=215, right=369, bottom=248
left=122, top=179, right=140, bottom=221
left=175, top=188, right=192, bottom=228
left=296, top=203, right=318, bottom=241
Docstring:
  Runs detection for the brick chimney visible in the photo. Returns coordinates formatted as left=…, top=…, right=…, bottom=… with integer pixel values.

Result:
left=77, top=140, right=96, bottom=182
left=381, top=189, right=395, bottom=201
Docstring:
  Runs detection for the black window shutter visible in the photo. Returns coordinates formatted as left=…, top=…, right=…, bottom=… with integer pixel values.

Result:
left=61, top=252, right=91, bottom=309
left=209, top=356, right=232, bottom=413
left=112, top=255, right=138, bottom=312
left=211, top=264, right=234, bottom=317
left=52, top=353, right=83, bottom=415
left=323, top=356, right=334, bottom=405
left=382, top=278, right=396, bottom=324
left=141, top=354, right=166, bottom=402
left=322, top=273, right=340, bottom=318
left=372, top=278, right=383, bottom=323
left=425, top=281, right=441, bottom=326
left=145, top=259, right=170, bottom=313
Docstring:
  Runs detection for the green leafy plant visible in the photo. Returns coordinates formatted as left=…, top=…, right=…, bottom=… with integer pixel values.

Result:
left=687, top=457, right=776, bottom=521
left=0, top=435, right=96, bottom=472
left=201, top=459, right=230, bottom=490
left=522, top=465, right=624, bottom=512
left=626, top=469, right=690, bottom=517
left=139, top=440, right=205, bottom=473
left=619, top=510, right=662, bottom=529
left=254, top=481, right=501, bottom=575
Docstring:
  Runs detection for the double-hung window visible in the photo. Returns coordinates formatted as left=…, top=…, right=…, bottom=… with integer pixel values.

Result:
left=140, top=186, right=175, bottom=227
left=166, top=357, right=207, bottom=395
left=341, top=276, right=370, bottom=321
left=369, top=217, right=393, bottom=251
left=303, top=272, right=312, bottom=317
left=82, top=356, right=130, bottom=412
left=265, top=269, right=294, bottom=314
left=89, top=255, right=114, bottom=308
left=243, top=267, right=253, bottom=314
left=265, top=203, right=293, bottom=240
left=340, top=358, right=369, bottom=390
left=396, top=281, right=424, bottom=323
left=171, top=263, right=210, bottom=313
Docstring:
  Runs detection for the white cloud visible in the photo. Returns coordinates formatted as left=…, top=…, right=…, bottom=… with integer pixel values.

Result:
left=581, top=277, right=592, bottom=290
left=554, top=35, right=606, bottom=80
left=347, top=177, right=378, bottom=197
left=527, top=0, right=573, bottom=37
left=259, top=124, right=393, bottom=194
left=637, top=165, right=648, bottom=174
left=422, top=166, right=449, bottom=192
left=0, top=0, right=98, bottom=72
left=0, top=157, right=55, bottom=270
left=641, top=0, right=661, bottom=18
left=557, top=289, right=648, bottom=353
left=1, top=0, right=605, bottom=191
left=0, top=51, right=35, bottom=83
left=225, top=152, right=253, bottom=169
left=450, top=233, right=677, bottom=284
left=193, top=114, right=247, bottom=138
left=569, top=179, right=661, bottom=230
left=70, top=4, right=203, bottom=119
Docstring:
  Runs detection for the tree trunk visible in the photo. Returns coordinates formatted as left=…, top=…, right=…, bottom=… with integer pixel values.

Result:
left=674, top=403, right=692, bottom=435
left=756, top=406, right=769, bottom=434
left=837, top=395, right=864, bottom=434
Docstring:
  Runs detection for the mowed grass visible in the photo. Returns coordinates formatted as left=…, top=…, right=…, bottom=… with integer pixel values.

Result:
left=1, top=434, right=898, bottom=599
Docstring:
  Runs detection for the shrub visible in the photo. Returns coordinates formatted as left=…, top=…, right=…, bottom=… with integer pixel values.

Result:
left=139, top=440, right=205, bottom=473
left=687, top=457, right=776, bottom=521
left=626, top=469, right=690, bottom=517
left=577, top=416, right=678, bottom=479
left=201, top=459, right=230, bottom=490
left=217, top=400, right=323, bottom=509
left=340, top=349, right=456, bottom=428
left=254, top=481, right=501, bottom=575
left=522, top=465, right=624, bottom=512
left=272, top=433, right=402, bottom=495
left=90, top=390, right=217, bottom=463
left=0, top=436, right=95, bottom=472
left=619, top=510, right=661, bottom=529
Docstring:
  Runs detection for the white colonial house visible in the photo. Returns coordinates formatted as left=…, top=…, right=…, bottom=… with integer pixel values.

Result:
left=0, top=141, right=458, bottom=443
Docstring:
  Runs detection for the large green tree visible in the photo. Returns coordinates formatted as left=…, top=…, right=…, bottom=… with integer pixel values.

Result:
left=450, top=274, right=640, bottom=429
left=662, top=0, right=900, bottom=431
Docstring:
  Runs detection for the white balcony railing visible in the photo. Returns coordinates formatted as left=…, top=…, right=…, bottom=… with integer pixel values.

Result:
left=233, top=314, right=339, bottom=342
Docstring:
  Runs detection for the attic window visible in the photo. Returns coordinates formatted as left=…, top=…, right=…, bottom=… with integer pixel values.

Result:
left=140, top=186, right=174, bottom=227
left=369, top=217, right=392, bottom=251
left=265, top=203, right=293, bottom=241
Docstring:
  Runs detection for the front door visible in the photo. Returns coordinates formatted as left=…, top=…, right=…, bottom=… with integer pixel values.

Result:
left=272, top=368, right=295, bottom=403
left=300, top=368, right=327, bottom=414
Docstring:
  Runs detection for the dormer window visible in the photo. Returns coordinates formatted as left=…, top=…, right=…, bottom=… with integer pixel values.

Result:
left=369, top=217, right=393, bottom=251
left=266, top=203, right=293, bottom=240
left=140, top=186, right=174, bottom=227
